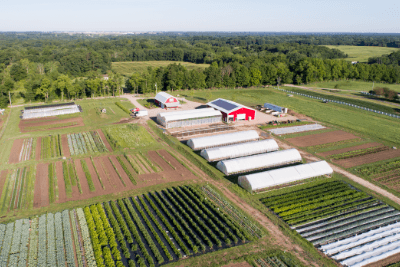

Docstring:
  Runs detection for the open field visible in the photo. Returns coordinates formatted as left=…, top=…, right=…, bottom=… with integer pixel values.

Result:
left=305, top=80, right=400, bottom=93
left=112, top=61, right=210, bottom=76
left=323, top=45, right=399, bottom=62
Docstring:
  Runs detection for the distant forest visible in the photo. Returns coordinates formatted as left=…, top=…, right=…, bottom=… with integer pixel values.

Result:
left=0, top=33, right=400, bottom=107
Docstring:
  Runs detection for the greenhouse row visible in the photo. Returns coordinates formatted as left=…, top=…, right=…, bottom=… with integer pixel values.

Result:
left=22, top=104, right=81, bottom=119
left=200, top=139, right=279, bottom=162
left=268, top=123, right=326, bottom=135
left=238, top=160, right=333, bottom=192
left=216, top=148, right=302, bottom=175
left=187, top=130, right=259, bottom=150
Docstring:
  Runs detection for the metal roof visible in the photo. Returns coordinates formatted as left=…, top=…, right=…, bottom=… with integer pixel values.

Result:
left=187, top=130, right=259, bottom=150
left=200, top=139, right=279, bottom=162
left=264, top=103, right=285, bottom=112
left=217, top=148, right=302, bottom=175
left=155, top=92, right=177, bottom=104
left=238, top=160, right=332, bottom=191
left=207, top=98, right=255, bottom=114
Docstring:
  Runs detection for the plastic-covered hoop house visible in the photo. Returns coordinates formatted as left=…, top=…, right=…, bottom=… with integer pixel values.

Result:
left=22, top=103, right=81, bottom=119
left=238, top=160, right=333, bottom=192
left=216, top=148, right=302, bottom=175
left=200, top=139, right=279, bottom=162
left=157, top=108, right=222, bottom=128
left=187, top=130, right=259, bottom=150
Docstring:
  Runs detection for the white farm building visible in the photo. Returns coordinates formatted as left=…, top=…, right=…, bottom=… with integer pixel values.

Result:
left=200, top=139, right=279, bottom=162
left=187, top=130, right=259, bottom=150
left=238, top=161, right=333, bottom=192
left=157, top=108, right=222, bottom=129
left=154, top=92, right=180, bottom=109
left=216, top=148, right=302, bottom=175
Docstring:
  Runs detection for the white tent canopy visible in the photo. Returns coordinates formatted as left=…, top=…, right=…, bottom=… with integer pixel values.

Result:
left=200, top=139, right=279, bottom=162
left=217, top=148, right=302, bottom=175
left=238, top=160, right=333, bottom=192
left=187, top=130, right=259, bottom=150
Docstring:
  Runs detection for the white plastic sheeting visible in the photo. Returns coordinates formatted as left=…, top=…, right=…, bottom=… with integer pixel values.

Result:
left=238, top=160, right=332, bottom=191
left=200, top=139, right=279, bottom=162
left=341, top=240, right=400, bottom=267
left=187, top=130, right=259, bottom=150
left=22, top=105, right=80, bottom=119
left=218, top=148, right=302, bottom=176
left=269, top=124, right=326, bottom=135
left=348, top=246, right=400, bottom=267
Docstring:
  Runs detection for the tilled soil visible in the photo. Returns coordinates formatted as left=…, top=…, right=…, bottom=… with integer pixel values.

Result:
left=335, top=149, right=400, bottom=168
left=19, top=117, right=84, bottom=132
left=84, top=158, right=104, bottom=191
left=34, top=163, right=49, bottom=208
left=318, top=142, right=383, bottom=157
left=0, top=170, right=8, bottom=201
left=74, top=159, right=91, bottom=195
left=35, top=137, right=41, bottom=161
left=220, top=262, right=252, bottom=267
left=158, top=150, right=186, bottom=171
left=148, top=151, right=174, bottom=172
left=56, top=161, right=66, bottom=203
left=286, top=130, right=358, bottom=147
left=9, top=139, right=24, bottom=164
left=93, top=157, right=115, bottom=190
left=97, top=129, right=113, bottom=152
left=109, top=156, right=135, bottom=189
left=61, top=134, right=71, bottom=157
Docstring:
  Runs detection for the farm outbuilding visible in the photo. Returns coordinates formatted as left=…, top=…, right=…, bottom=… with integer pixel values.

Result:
left=238, top=161, right=333, bottom=192
left=22, top=102, right=81, bottom=119
left=264, top=103, right=287, bottom=113
left=154, top=92, right=180, bottom=109
left=216, top=148, right=302, bottom=175
left=157, top=108, right=222, bottom=129
left=207, top=98, right=256, bottom=122
left=187, top=130, right=259, bottom=151
left=200, top=139, right=279, bottom=162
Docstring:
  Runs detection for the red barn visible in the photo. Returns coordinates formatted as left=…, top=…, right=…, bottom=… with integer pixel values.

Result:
left=207, top=98, right=256, bottom=122
left=154, top=92, right=180, bottom=109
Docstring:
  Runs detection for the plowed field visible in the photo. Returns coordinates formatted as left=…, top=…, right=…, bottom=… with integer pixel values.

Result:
left=335, top=149, right=400, bottom=168
left=19, top=117, right=84, bottom=132
left=286, top=130, right=358, bottom=147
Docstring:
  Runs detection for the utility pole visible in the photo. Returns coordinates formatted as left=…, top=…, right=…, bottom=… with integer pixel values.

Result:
left=8, top=91, right=11, bottom=106
left=155, top=83, right=158, bottom=95
left=61, top=91, right=64, bottom=102
left=372, top=81, right=375, bottom=91
left=277, top=77, right=281, bottom=89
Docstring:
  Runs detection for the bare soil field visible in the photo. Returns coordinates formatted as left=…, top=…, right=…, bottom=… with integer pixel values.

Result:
left=0, top=170, right=8, bottom=200
left=364, top=252, right=400, bottom=267
left=61, top=134, right=71, bottom=157
left=19, top=117, right=84, bottom=132
left=74, top=159, right=91, bottom=196
left=55, top=161, right=66, bottom=203
left=109, top=156, right=135, bottom=189
left=9, top=138, right=24, bottom=164
left=33, top=163, right=49, bottom=208
left=97, top=129, right=113, bottom=152
left=35, top=137, right=41, bottom=161
left=148, top=151, right=174, bottom=172
left=220, top=262, right=252, bottom=267
left=84, top=158, right=104, bottom=190
left=286, top=130, right=358, bottom=147
left=335, top=149, right=400, bottom=168
left=318, top=142, right=383, bottom=157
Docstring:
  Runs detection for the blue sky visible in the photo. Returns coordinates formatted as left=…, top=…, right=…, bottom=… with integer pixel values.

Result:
left=0, top=0, right=399, bottom=32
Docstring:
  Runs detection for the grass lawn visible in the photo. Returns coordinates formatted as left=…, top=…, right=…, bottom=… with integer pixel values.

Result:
left=324, top=45, right=398, bottom=62
left=112, top=61, right=210, bottom=77
left=306, top=80, right=400, bottom=93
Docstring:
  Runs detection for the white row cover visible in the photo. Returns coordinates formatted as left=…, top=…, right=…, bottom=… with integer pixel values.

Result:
left=157, top=108, right=215, bottom=119
left=187, top=130, right=259, bottom=150
left=321, top=222, right=400, bottom=253
left=348, top=246, right=400, bottom=267
left=341, top=240, right=400, bottom=266
left=22, top=106, right=80, bottom=119
left=269, top=123, right=326, bottom=135
left=238, top=160, right=332, bottom=192
left=218, top=148, right=302, bottom=176
left=160, top=109, right=222, bottom=123
left=200, top=139, right=279, bottom=162
left=23, top=104, right=77, bottom=114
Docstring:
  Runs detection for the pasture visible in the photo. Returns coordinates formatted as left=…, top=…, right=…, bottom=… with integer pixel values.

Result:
left=112, top=61, right=210, bottom=77
left=306, top=80, right=400, bottom=93
left=324, top=45, right=398, bottom=63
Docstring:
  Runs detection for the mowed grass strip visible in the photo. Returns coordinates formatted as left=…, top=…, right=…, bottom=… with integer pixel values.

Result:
left=323, top=45, right=399, bottom=63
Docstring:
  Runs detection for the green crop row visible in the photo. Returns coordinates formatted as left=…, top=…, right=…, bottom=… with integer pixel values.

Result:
left=115, top=102, right=131, bottom=115
left=307, top=138, right=360, bottom=151
left=116, top=156, right=137, bottom=185
left=124, top=154, right=141, bottom=174
left=108, top=157, right=126, bottom=186
left=330, top=146, right=387, bottom=160
left=356, top=159, right=400, bottom=177
left=90, top=157, right=104, bottom=189
left=41, top=134, right=62, bottom=159
left=62, top=161, right=72, bottom=197
left=81, top=160, right=95, bottom=192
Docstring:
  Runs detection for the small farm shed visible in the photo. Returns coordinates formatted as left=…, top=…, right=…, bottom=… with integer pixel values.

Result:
left=264, top=103, right=287, bottom=113
left=155, top=92, right=180, bottom=109
left=157, top=108, right=222, bottom=129
left=216, top=149, right=302, bottom=175
left=207, top=98, right=256, bottom=122
left=187, top=130, right=259, bottom=151
left=200, top=139, right=279, bottom=162
left=238, top=161, right=333, bottom=192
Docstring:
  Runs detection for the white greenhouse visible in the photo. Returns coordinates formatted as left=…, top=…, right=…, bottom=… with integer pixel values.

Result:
left=237, top=160, right=333, bottom=191
left=200, top=139, right=279, bottom=162
left=22, top=103, right=81, bottom=119
left=187, top=130, right=259, bottom=150
left=217, top=148, right=302, bottom=176
left=157, top=108, right=222, bottom=128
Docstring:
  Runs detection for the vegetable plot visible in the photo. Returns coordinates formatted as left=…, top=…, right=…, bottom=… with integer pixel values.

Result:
left=18, top=138, right=35, bottom=162
left=261, top=180, right=400, bottom=267
left=41, top=134, right=62, bottom=159
left=68, top=131, right=108, bottom=156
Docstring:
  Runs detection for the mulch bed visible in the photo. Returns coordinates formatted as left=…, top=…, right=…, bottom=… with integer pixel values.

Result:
left=318, top=142, right=383, bottom=157
left=9, top=139, right=24, bottom=164
left=335, top=149, right=400, bottom=168
left=286, top=130, right=358, bottom=147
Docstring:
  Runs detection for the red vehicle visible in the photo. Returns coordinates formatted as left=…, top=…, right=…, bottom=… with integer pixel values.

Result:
left=131, top=108, right=140, bottom=112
